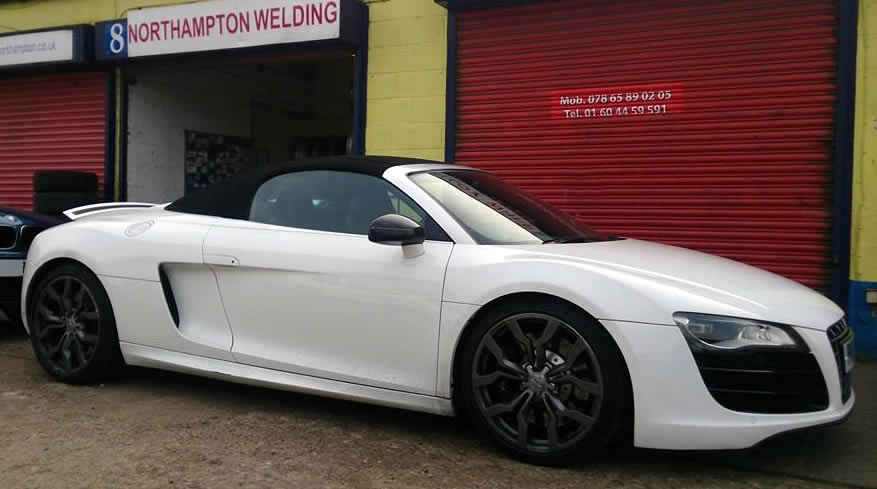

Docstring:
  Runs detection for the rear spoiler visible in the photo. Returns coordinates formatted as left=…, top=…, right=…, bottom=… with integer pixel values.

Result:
left=63, top=202, right=162, bottom=220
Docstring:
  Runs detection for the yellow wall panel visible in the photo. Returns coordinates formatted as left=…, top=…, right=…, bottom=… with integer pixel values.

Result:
left=364, top=0, right=446, bottom=160
left=852, top=1, right=877, bottom=281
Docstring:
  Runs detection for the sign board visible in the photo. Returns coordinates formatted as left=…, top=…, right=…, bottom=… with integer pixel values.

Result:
left=98, top=0, right=343, bottom=59
left=0, top=29, right=75, bottom=67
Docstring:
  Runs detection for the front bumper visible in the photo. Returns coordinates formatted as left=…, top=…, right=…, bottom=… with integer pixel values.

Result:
left=0, top=258, right=25, bottom=278
left=602, top=319, right=854, bottom=450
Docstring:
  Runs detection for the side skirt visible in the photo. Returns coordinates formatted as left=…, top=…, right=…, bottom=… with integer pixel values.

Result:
left=120, top=342, right=455, bottom=416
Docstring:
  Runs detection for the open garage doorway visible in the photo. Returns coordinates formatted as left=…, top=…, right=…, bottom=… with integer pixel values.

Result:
left=125, top=53, right=354, bottom=203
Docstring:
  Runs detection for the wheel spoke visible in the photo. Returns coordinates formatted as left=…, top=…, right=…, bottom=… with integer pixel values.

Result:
left=474, top=370, right=520, bottom=387
left=504, top=318, right=533, bottom=362
left=61, top=333, right=74, bottom=355
left=549, top=338, right=586, bottom=375
left=78, top=310, right=98, bottom=321
left=541, top=395, right=560, bottom=449
left=78, top=333, right=98, bottom=345
left=38, top=324, right=64, bottom=340
left=73, top=340, right=88, bottom=366
left=44, top=285, right=62, bottom=307
left=515, top=391, right=535, bottom=447
left=545, top=392, right=595, bottom=429
left=46, top=332, right=68, bottom=357
left=560, top=408, right=595, bottom=428
left=552, top=373, right=602, bottom=396
left=481, top=336, right=527, bottom=377
left=60, top=277, right=73, bottom=312
left=73, top=281, right=87, bottom=311
left=533, top=319, right=558, bottom=368
left=37, top=305, right=63, bottom=324
left=59, top=334, right=74, bottom=371
left=62, top=349, right=73, bottom=371
left=482, top=390, right=528, bottom=418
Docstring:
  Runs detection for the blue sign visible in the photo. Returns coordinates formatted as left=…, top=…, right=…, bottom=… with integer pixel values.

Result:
left=95, top=20, right=128, bottom=59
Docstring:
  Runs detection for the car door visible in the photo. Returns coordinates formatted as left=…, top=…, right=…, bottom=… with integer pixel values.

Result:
left=202, top=170, right=453, bottom=396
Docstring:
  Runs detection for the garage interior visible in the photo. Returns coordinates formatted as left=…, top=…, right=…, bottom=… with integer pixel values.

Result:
left=125, top=53, right=354, bottom=203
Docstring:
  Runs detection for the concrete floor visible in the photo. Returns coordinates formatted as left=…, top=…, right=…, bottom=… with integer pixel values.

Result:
left=0, top=318, right=873, bottom=489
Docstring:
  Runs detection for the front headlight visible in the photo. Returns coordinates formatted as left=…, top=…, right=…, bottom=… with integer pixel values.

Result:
left=673, top=312, right=806, bottom=352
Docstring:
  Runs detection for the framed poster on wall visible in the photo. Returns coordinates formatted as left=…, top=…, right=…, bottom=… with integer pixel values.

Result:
left=184, top=130, right=252, bottom=194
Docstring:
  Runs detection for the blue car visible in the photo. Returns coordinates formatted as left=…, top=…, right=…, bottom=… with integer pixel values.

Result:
left=0, top=206, right=62, bottom=326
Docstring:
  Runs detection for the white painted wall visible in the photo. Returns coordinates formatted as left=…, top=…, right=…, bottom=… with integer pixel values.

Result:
left=127, top=70, right=252, bottom=203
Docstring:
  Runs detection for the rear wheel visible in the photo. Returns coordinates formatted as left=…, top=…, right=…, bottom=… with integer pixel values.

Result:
left=28, top=263, right=123, bottom=383
left=460, top=298, right=627, bottom=465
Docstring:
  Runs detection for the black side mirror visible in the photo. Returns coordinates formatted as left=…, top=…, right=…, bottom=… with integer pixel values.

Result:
left=369, top=214, right=425, bottom=246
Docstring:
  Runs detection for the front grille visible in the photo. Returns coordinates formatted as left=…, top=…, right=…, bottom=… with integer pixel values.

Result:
left=0, top=226, right=15, bottom=249
left=827, top=319, right=853, bottom=403
left=691, top=349, right=829, bottom=414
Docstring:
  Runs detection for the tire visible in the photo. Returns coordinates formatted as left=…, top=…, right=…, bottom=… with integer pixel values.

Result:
left=33, top=192, right=99, bottom=216
left=33, top=171, right=98, bottom=193
left=27, top=262, right=124, bottom=384
left=459, top=297, right=628, bottom=465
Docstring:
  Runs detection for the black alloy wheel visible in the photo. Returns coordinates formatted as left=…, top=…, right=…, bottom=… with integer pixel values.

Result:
left=29, top=263, right=124, bottom=383
left=33, top=275, right=100, bottom=374
left=460, top=299, right=627, bottom=464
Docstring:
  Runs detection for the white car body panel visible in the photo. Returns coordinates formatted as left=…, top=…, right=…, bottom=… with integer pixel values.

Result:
left=443, top=239, right=844, bottom=331
left=20, top=162, right=853, bottom=451
left=202, top=222, right=452, bottom=395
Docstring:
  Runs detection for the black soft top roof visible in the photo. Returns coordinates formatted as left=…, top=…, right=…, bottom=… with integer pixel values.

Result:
left=165, top=155, right=437, bottom=220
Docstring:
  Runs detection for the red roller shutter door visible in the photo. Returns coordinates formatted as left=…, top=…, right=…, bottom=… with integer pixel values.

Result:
left=455, top=0, right=838, bottom=292
left=0, top=71, right=107, bottom=210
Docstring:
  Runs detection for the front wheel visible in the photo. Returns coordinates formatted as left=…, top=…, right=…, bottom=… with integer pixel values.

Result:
left=460, top=299, right=628, bottom=465
left=28, top=262, right=124, bottom=384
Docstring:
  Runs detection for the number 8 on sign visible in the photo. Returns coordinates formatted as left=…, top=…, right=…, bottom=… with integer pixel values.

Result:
left=103, top=20, right=128, bottom=58
left=110, top=24, right=125, bottom=54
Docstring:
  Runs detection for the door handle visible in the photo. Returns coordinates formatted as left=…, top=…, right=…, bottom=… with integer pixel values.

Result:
left=204, top=253, right=240, bottom=267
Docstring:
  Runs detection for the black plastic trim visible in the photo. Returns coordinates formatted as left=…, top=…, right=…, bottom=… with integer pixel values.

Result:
left=70, top=203, right=153, bottom=216
left=158, top=267, right=180, bottom=327
left=691, top=349, right=829, bottom=414
left=827, top=319, right=853, bottom=403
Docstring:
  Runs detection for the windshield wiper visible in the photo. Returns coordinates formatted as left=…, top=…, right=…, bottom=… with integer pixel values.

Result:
left=542, top=236, right=596, bottom=244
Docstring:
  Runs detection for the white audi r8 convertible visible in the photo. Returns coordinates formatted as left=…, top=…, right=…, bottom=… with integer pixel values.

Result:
left=20, top=157, right=854, bottom=464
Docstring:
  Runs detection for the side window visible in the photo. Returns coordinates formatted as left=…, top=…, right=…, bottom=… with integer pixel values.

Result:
left=249, top=170, right=428, bottom=236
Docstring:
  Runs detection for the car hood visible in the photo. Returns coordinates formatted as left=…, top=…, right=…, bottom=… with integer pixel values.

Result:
left=505, top=239, right=843, bottom=331
left=0, top=205, right=64, bottom=227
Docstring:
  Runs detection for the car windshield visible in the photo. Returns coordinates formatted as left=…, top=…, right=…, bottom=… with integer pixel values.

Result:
left=409, top=170, right=611, bottom=245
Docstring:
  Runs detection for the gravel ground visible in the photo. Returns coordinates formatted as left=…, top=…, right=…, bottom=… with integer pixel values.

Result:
left=0, top=321, right=873, bottom=489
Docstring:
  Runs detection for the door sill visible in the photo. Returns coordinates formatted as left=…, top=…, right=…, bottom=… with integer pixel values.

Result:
left=120, top=342, right=454, bottom=416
